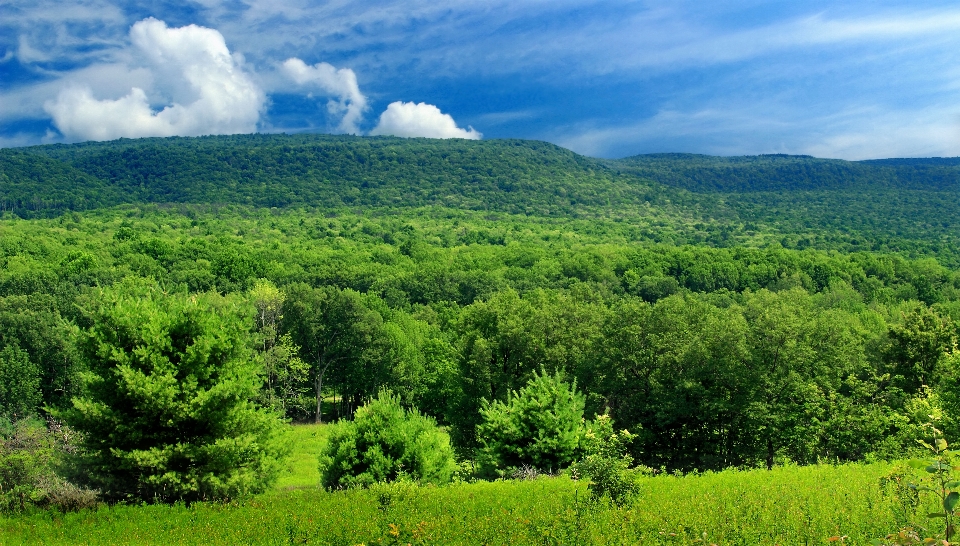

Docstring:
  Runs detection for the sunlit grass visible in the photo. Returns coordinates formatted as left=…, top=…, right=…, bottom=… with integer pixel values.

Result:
left=274, top=423, right=328, bottom=490
left=2, top=455, right=902, bottom=545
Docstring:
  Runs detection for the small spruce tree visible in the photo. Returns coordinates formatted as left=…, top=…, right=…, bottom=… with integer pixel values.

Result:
left=63, top=280, right=286, bottom=503
left=477, top=368, right=585, bottom=476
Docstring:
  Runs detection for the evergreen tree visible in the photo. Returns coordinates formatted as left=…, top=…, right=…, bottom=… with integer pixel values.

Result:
left=63, top=280, right=286, bottom=503
left=477, top=368, right=585, bottom=476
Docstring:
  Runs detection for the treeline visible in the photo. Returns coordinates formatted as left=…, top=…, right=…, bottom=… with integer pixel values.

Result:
left=4, top=206, right=960, bottom=472
left=0, top=151, right=122, bottom=213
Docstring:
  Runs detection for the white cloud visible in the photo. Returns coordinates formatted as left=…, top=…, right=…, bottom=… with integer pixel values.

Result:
left=371, top=101, right=480, bottom=139
left=43, top=18, right=265, bottom=142
left=281, top=57, right=367, bottom=134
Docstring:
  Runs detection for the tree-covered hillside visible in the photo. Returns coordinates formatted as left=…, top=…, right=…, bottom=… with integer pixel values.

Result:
left=10, top=135, right=654, bottom=215
left=608, top=153, right=960, bottom=192
left=4, top=134, right=960, bottom=267
left=5, top=134, right=960, bottom=502
left=0, top=150, right=123, bottom=213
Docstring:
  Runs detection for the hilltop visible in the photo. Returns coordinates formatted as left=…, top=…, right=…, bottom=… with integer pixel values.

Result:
left=3, top=134, right=960, bottom=263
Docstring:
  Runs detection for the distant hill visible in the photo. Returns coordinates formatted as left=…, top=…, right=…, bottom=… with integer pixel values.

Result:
left=606, top=153, right=960, bottom=192
left=4, top=134, right=656, bottom=216
left=5, top=134, right=960, bottom=264
left=5, top=135, right=960, bottom=216
left=0, top=149, right=123, bottom=213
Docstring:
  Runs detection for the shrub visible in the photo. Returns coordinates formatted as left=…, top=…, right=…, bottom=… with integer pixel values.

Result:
left=62, top=280, right=287, bottom=503
left=318, top=391, right=457, bottom=489
left=0, top=418, right=98, bottom=513
left=476, top=368, right=584, bottom=477
left=572, top=413, right=645, bottom=505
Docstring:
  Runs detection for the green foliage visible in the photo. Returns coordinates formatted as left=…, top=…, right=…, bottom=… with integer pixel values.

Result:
left=63, top=280, right=286, bottom=503
left=875, top=423, right=960, bottom=545
left=0, top=418, right=97, bottom=513
left=884, top=306, right=955, bottom=393
left=0, top=345, right=41, bottom=420
left=10, top=134, right=960, bottom=265
left=477, top=369, right=585, bottom=476
left=0, top=295, right=79, bottom=412
left=7, top=135, right=960, bottom=479
left=318, top=391, right=457, bottom=489
left=249, top=280, right=311, bottom=418
left=572, top=413, right=644, bottom=505
left=258, top=333, right=311, bottom=418
left=282, top=284, right=389, bottom=423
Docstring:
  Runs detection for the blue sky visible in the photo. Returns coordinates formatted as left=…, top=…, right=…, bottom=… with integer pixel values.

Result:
left=2, top=0, right=960, bottom=159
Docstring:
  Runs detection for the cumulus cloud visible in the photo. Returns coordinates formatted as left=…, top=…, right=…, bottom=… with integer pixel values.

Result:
left=44, top=18, right=264, bottom=141
left=370, top=101, right=481, bottom=139
left=281, top=58, right=367, bottom=134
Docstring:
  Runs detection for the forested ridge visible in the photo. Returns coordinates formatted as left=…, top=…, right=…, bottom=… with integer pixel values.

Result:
left=609, top=153, right=960, bottom=192
left=5, top=134, right=960, bottom=516
left=6, top=134, right=960, bottom=265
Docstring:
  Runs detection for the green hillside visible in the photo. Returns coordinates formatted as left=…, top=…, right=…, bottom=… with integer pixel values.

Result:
left=6, top=134, right=960, bottom=265
left=608, top=152, right=960, bottom=192
left=11, top=135, right=656, bottom=215
left=0, top=150, right=123, bottom=213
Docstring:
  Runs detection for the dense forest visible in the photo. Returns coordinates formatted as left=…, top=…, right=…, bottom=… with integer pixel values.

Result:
left=5, top=134, right=960, bottom=510
left=4, top=134, right=960, bottom=264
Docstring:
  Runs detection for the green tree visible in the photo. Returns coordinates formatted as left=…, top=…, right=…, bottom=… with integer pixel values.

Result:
left=63, top=280, right=286, bottom=503
left=742, top=289, right=824, bottom=469
left=0, top=295, right=78, bottom=412
left=0, top=345, right=41, bottom=420
left=884, top=305, right=955, bottom=394
left=452, top=288, right=606, bottom=449
left=598, top=294, right=752, bottom=471
left=318, top=391, right=457, bottom=489
left=476, top=368, right=585, bottom=476
left=281, top=284, right=387, bottom=423
left=249, top=280, right=310, bottom=418
left=572, top=413, right=643, bottom=505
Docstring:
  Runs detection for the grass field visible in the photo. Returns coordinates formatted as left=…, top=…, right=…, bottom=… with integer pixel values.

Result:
left=0, top=425, right=917, bottom=545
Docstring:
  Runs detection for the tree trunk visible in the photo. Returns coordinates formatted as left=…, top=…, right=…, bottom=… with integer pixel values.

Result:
left=315, top=359, right=330, bottom=424
left=766, top=437, right=774, bottom=471
left=315, top=372, right=323, bottom=424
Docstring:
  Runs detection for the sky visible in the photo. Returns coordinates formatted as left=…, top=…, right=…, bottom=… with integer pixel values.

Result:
left=2, top=0, right=960, bottom=160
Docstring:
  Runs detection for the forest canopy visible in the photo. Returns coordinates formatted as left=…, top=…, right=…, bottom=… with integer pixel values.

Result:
left=3, top=134, right=960, bottom=489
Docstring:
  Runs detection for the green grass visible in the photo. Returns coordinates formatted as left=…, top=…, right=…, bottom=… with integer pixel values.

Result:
left=1, top=433, right=907, bottom=546
left=275, top=424, right=329, bottom=490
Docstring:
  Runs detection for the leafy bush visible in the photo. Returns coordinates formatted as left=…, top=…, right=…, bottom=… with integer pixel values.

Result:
left=571, top=413, right=645, bottom=505
left=63, top=280, right=287, bottom=503
left=318, top=391, right=457, bottom=489
left=0, top=418, right=98, bottom=512
left=476, top=369, right=584, bottom=477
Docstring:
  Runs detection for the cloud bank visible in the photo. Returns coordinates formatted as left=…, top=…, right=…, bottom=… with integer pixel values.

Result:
left=281, top=58, right=367, bottom=134
left=44, top=18, right=264, bottom=141
left=371, top=101, right=481, bottom=139
left=37, top=18, right=479, bottom=143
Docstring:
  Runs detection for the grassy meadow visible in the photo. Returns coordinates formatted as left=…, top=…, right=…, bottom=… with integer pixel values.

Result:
left=0, top=424, right=917, bottom=545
